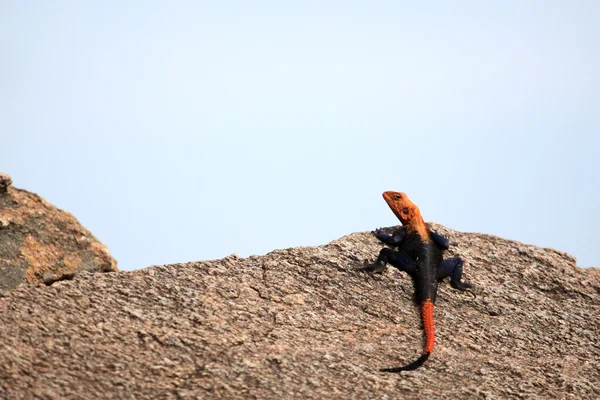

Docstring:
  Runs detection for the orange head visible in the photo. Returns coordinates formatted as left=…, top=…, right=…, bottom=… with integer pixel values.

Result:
left=382, top=191, right=423, bottom=225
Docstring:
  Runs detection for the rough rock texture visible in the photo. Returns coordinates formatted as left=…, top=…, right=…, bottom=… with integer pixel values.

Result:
left=0, top=223, right=598, bottom=399
left=0, top=174, right=117, bottom=294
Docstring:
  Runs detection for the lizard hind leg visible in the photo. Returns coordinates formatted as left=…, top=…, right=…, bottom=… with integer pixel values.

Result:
left=361, top=248, right=417, bottom=275
left=437, top=257, right=472, bottom=290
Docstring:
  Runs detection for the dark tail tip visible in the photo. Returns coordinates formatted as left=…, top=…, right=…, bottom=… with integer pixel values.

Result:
left=380, top=353, right=430, bottom=373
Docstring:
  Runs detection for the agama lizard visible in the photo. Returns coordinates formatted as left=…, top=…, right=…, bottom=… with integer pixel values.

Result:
left=362, top=191, right=472, bottom=372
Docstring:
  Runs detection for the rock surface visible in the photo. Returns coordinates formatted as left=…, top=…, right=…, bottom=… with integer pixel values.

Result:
left=0, top=174, right=117, bottom=294
left=0, top=223, right=598, bottom=399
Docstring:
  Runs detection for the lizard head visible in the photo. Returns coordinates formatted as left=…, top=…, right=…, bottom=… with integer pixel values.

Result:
left=382, top=191, right=422, bottom=225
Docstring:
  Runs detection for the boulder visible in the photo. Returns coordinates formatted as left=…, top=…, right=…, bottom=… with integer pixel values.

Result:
left=0, top=223, right=597, bottom=399
left=0, top=173, right=117, bottom=294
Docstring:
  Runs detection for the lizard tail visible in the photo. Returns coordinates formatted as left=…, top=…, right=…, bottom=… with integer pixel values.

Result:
left=380, top=299, right=434, bottom=373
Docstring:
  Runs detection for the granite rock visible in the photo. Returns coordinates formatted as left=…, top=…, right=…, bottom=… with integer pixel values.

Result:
left=0, top=173, right=117, bottom=294
left=0, top=223, right=597, bottom=399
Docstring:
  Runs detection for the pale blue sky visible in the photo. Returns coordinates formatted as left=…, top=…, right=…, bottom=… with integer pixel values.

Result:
left=2, top=1, right=599, bottom=270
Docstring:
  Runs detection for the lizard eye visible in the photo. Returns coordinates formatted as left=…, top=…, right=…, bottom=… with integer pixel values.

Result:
left=402, top=207, right=409, bottom=214
left=393, top=195, right=402, bottom=200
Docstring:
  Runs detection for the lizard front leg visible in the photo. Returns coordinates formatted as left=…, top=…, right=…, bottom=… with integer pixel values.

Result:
left=374, top=227, right=406, bottom=246
left=430, top=231, right=450, bottom=250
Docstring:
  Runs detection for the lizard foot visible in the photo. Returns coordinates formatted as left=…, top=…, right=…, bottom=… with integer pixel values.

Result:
left=451, top=280, right=473, bottom=291
left=360, top=261, right=387, bottom=273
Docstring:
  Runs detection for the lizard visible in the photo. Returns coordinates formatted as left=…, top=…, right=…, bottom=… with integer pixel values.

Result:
left=362, top=191, right=472, bottom=372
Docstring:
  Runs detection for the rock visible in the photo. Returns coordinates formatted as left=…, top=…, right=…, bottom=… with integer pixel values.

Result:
left=0, top=223, right=598, bottom=399
left=0, top=173, right=117, bottom=294
left=0, top=173, right=12, bottom=193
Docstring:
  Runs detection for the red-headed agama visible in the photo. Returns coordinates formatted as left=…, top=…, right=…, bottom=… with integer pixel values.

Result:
left=362, top=191, right=472, bottom=372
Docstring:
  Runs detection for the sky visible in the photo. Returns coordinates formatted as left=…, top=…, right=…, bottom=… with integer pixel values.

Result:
left=1, top=1, right=599, bottom=270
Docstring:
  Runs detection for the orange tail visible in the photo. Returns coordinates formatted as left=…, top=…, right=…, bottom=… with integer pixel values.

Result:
left=380, top=299, right=435, bottom=373
left=422, top=299, right=435, bottom=354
